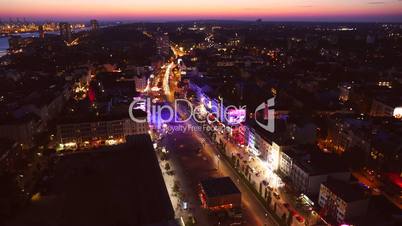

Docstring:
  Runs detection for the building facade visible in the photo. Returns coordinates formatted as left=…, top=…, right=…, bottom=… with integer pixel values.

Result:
left=59, top=22, right=72, bottom=41
left=318, top=180, right=369, bottom=224
left=290, top=160, right=351, bottom=196
left=57, top=118, right=148, bottom=144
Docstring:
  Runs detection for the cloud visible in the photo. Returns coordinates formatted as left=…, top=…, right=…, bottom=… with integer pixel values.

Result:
left=367, top=1, right=385, bottom=4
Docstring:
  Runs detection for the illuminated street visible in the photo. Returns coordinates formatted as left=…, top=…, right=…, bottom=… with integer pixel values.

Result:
left=150, top=49, right=323, bottom=225
left=147, top=56, right=280, bottom=225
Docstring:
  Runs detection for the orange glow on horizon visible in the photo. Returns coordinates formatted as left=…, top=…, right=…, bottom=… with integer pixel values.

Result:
left=0, top=0, right=401, bottom=20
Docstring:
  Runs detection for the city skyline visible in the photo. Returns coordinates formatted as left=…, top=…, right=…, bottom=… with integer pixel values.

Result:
left=1, top=0, right=402, bottom=22
left=1, top=1, right=402, bottom=225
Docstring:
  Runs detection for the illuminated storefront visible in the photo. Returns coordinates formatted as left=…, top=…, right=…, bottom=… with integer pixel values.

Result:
left=268, top=142, right=280, bottom=171
left=247, top=130, right=261, bottom=156
left=226, top=108, right=246, bottom=125
left=231, top=123, right=246, bottom=145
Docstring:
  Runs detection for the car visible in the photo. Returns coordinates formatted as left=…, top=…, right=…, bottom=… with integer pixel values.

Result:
left=267, top=186, right=274, bottom=191
left=372, top=188, right=381, bottom=194
left=188, top=216, right=197, bottom=224
left=230, top=222, right=243, bottom=226
left=183, top=201, right=188, bottom=210
left=295, top=215, right=305, bottom=223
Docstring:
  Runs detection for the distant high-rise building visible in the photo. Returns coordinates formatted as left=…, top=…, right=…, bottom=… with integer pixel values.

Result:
left=59, top=22, right=72, bottom=41
left=8, top=35, right=22, bottom=51
left=155, top=33, right=170, bottom=57
left=38, top=25, right=45, bottom=39
left=90, top=19, right=99, bottom=31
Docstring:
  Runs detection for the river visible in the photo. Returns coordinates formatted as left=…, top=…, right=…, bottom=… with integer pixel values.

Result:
left=0, top=32, right=43, bottom=57
left=0, top=28, right=90, bottom=58
left=0, top=36, right=8, bottom=57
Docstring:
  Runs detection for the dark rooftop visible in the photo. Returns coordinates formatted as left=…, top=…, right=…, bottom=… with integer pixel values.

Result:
left=323, top=179, right=368, bottom=203
left=200, top=177, right=241, bottom=198
left=294, top=149, right=349, bottom=176
left=8, top=135, right=175, bottom=226
left=57, top=101, right=147, bottom=124
left=247, top=119, right=293, bottom=146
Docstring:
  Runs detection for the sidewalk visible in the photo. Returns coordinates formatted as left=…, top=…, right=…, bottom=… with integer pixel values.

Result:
left=206, top=123, right=323, bottom=226
left=154, top=130, right=213, bottom=226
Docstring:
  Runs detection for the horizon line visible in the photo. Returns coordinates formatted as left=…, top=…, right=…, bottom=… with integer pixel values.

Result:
left=1, top=18, right=402, bottom=24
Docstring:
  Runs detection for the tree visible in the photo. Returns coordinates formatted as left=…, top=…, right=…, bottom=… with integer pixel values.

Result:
left=287, top=211, right=293, bottom=226
left=259, top=182, right=263, bottom=194
left=245, top=166, right=249, bottom=176
left=160, top=152, right=169, bottom=161
left=165, top=163, right=171, bottom=171
left=231, top=155, right=236, bottom=165
left=173, top=180, right=180, bottom=193
left=267, top=192, right=272, bottom=207
left=282, top=213, right=287, bottom=221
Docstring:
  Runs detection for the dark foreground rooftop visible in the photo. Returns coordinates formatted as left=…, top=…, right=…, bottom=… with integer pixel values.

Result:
left=323, top=179, right=368, bottom=202
left=8, top=135, right=176, bottom=226
left=200, top=177, right=240, bottom=198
